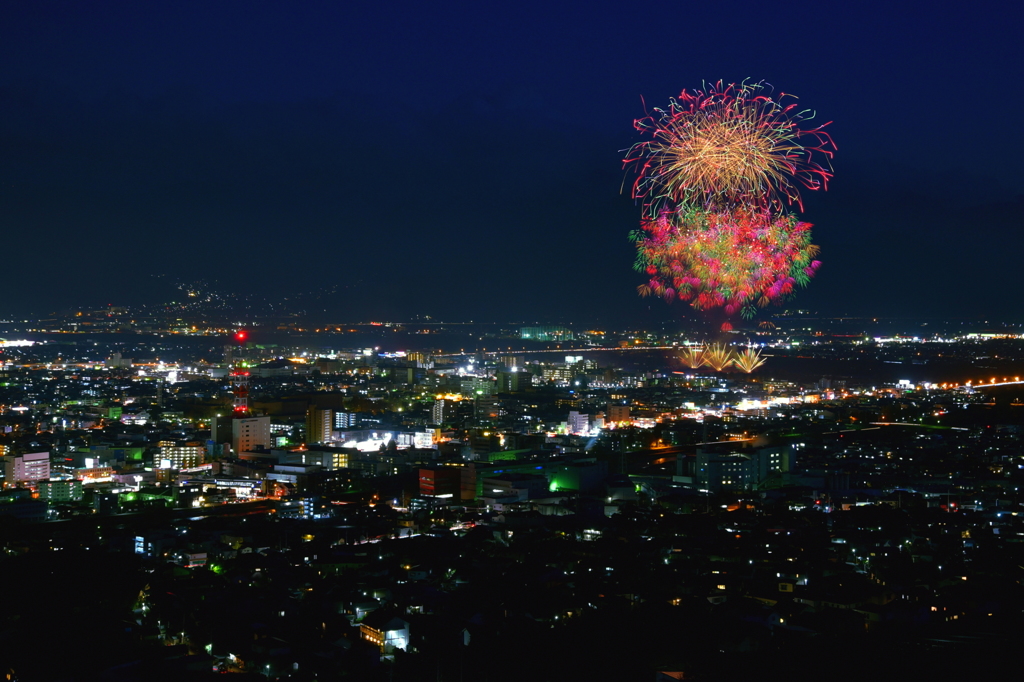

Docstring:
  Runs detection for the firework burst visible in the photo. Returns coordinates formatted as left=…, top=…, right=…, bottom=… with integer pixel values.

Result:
left=679, top=345, right=707, bottom=369
left=626, top=80, right=833, bottom=329
left=625, top=80, right=834, bottom=214
left=633, top=205, right=820, bottom=317
left=732, top=347, right=767, bottom=373
left=702, top=342, right=734, bottom=372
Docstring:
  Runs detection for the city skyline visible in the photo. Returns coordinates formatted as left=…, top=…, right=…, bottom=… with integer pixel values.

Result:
left=2, top=318, right=1024, bottom=679
left=5, top=6, right=1024, bottom=674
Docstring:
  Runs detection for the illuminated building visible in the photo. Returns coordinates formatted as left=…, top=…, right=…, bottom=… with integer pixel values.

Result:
left=2, top=452, right=50, bottom=486
left=498, top=355, right=522, bottom=369
left=360, top=613, right=410, bottom=653
left=38, top=479, right=83, bottom=503
left=460, top=376, right=494, bottom=397
left=282, top=446, right=353, bottom=470
left=496, top=370, right=531, bottom=392
left=474, top=396, right=504, bottom=424
left=418, top=467, right=460, bottom=499
left=695, top=445, right=793, bottom=492
left=77, top=466, right=116, bottom=483
left=334, top=411, right=358, bottom=429
left=306, top=406, right=333, bottom=444
left=568, top=411, right=590, bottom=435
left=695, top=451, right=750, bottom=491
left=542, top=366, right=576, bottom=383
left=232, top=415, right=271, bottom=454
left=158, top=441, right=205, bottom=469
left=431, top=397, right=460, bottom=425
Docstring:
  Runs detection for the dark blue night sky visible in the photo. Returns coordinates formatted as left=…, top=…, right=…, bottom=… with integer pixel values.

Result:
left=2, top=1, right=1022, bottom=324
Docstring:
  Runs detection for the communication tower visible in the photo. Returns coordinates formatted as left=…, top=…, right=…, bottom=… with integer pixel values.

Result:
left=230, top=330, right=251, bottom=416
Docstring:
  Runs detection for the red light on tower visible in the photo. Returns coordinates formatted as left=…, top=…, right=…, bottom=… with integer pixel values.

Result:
left=231, top=366, right=251, bottom=415
left=230, top=330, right=250, bottom=415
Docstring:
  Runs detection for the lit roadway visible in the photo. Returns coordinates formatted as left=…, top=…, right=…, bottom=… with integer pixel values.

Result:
left=433, top=346, right=687, bottom=358
left=42, top=499, right=277, bottom=525
left=965, top=380, right=1024, bottom=388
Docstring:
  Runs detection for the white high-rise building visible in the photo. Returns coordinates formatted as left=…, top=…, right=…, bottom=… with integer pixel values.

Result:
left=3, top=452, right=50, bottom=485
left=568, top=411, right=590, bottom=435
left=233, top=416, right=272, bottom=454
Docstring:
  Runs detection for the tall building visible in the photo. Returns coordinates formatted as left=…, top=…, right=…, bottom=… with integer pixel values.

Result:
left=497, top=355, right=522, bottom=370
left=568, top=411, right=590, bottom=435
left=306, top=407, right=334, bottom=444
left=157, top=441, right=206, bottom=469
left=334, top=411, right=358, bottom=429
left=460, top=376, right=494, bottom=397
left=496, top=370, right=531, bottom=392
left=431, top=398, right=460, bottom=426
left=38, top=479, right=84, bottom=502
left=2, top=452, right=50, bottom=486
left=475, top=396, right=504, bottom=424
left=233, top=416, right=272, bottom=454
